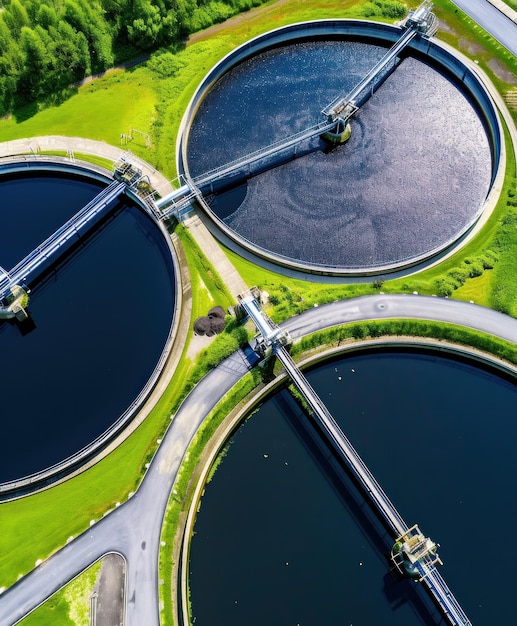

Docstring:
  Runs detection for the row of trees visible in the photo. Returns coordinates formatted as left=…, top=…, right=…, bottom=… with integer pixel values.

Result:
left=0, top=0, right=267, bottom=115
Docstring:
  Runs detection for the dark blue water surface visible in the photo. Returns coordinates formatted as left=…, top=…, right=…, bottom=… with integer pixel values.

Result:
left=0, top=172, right=176, bottom=482
left=187, top=40, right=492, bottom=268
left=189, top=349, right=517, bottom=625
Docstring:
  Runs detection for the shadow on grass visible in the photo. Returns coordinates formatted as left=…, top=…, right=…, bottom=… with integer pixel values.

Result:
left=12, top=87, right=79, bottom=124
left=12, top=100, right=39, bottom=123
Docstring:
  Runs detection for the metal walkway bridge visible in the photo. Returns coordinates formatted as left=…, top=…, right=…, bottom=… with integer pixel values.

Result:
left=323, top=1, right=437, bottom=121
left=157, top=2, right=437, bottom=220
left=238, top=291, right=471, bottom=626
left=0, top=180, right=125, bottom=304
left=154, top=120, right=338, bottom=217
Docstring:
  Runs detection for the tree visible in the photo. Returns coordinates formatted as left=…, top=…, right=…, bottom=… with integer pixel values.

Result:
left=2, top=0, right=30, bottom=37
left=46, top=21, right=91, bottom=88
left=127, top=2, right=162, bottom=49
left=18, top=26, right=49, bottom=99
left=0, top=17, right=11, bottom=53
left=35, top=4, right=59, bottom=30
left=64, top=0, right=114, bottom=71
left=0, top=68, right=17, bottom=115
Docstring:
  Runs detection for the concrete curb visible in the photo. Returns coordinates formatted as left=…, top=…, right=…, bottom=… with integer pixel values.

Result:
left=486, top=0, right=517, bottom=24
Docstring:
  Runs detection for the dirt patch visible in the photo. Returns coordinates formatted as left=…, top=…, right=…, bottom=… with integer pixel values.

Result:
left=487, top=58, right=517, bottom=85
left=504, top=90, right=517, bottom=111
left=458, top=37, right=486, bottom=56
left=186, top=332, right=218, bottom=360
left=437, top=19, right=457, bottom=36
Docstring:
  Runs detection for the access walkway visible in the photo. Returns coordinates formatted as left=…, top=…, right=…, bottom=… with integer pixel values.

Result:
left=323, top=1, right=437, bottom=119
left=321, top=27, right=418, bottom=120
left=239, top=291, right=472, bottom=626
left=0, top=180, right=125, bottom=302
left=159, top=2, right=438, bottom=221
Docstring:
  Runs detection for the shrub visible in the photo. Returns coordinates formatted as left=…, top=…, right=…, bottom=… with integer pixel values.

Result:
left=362, top=0, right=406, bottom=19
left=352, top=325, right=367, bottom=339
left=480, top=250, right=497, bottom=270
left=435, top=278, right=454, bottom=297
left=148, top=51, right=185, bottom=78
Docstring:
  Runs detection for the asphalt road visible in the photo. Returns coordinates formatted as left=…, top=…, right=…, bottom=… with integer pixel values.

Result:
left=0, top=347, right=251, bottom=626
left=1, top=294, right=517, bottom=626
left=282, top=294, right=517, bottom=345
left=449, top=0, right=517, bottom=55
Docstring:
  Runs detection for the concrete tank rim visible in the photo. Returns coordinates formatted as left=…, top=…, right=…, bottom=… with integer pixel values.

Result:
left=177, top=18, right=505, bottom=278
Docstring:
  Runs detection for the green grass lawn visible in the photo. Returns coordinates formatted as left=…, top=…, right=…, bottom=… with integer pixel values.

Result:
left=18, top=560, right=101, bottom=626
left=0, top=67, right=158, bottom=161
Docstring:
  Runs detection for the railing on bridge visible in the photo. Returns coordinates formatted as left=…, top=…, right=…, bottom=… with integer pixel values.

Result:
left=404, top=0, right=438, bottom=36
left=192, top=120, right=336, bottom=192
left=154, top=181, right=199, bottom=221
left=322, top=1, right=437, bottom=121
left=153, top=3, right=438, bottom=222
left=0, top=180, right=125, bottom=306
left=321, top=27, right=418, bottom=120
left=238, top=289, right=472, bottom=626
left=0, top=155, right=158, bottom=310
left=155, top=120, right=337, bottom=221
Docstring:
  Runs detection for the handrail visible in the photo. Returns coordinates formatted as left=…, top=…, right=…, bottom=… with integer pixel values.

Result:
left=322, top=28, right=417, bottom=118
left=0, top=180, right=125, bottom=298
left=193, top=120, right=335, bottom=188
left=241, top=293, right=471, bottom=626
left=276, top=346, right=407, bottom=534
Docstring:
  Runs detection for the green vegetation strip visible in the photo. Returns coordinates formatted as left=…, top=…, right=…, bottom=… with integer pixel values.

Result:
left=18, top=560, right=102, bottom=626
left=37, top=151, right=115, bottom=172
left=289, top=319, right=517, bottom=365
left=158, top=370, right=262, bottom=625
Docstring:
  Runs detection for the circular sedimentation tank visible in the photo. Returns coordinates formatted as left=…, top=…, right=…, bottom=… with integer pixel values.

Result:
left=187, top=345, right=517, bottom=624
left=0, top=160, right=180, bottom=493
left=179, top=20, right=502, bottom=275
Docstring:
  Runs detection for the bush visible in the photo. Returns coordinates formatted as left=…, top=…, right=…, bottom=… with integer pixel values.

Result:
left=148, top=51, right=185, bottom=78
left=464, top=259, right=483, bottom=278
left=435, top=278, right=454, bottom=297
left=480, top=250, right=497, bottom=270
left=352, top=325, right=367, bottom=339
left=362, top=0, right=406, bottom=19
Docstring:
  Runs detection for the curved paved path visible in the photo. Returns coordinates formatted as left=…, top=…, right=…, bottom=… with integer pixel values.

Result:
left=1, top=294, right=517, bottom=626
left=0, top=136, right=170, bottom=194
left=0, top=137, right=248, bottom=300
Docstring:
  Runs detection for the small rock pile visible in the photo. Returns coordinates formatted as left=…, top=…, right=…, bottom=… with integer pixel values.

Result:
left=193, top=306, right=226, bottom=336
